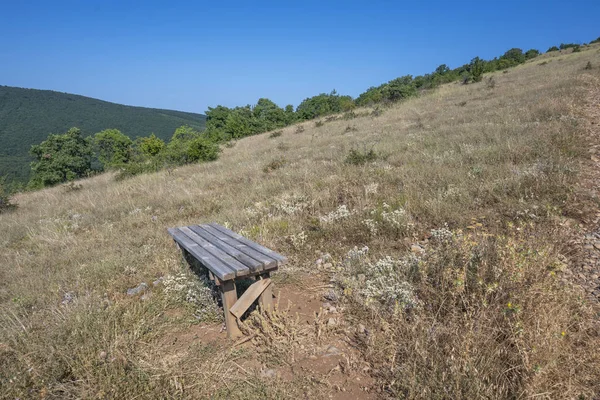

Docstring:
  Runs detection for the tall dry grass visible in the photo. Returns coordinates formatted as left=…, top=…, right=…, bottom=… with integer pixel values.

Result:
left=1, top=45, right=600, bottom=398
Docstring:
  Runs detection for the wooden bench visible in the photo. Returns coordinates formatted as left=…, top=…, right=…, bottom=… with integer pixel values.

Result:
left=167, top=223, right=287, bottom=338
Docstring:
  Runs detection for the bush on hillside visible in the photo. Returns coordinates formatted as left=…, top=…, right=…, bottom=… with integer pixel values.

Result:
left=136, top=134, right=165, bottom=158
left=186, top=137, right=220, bottom=162
left=0, top=177, right=17, bottom=214
left=345, top=148, right=378, bottom=165
left=470, top=57, right=485, bottom=82
left=28, top=127, right=93, bottom=188
left=547, top=46, right=559, bottom=52
left=94, top=129, right=133, bottom=169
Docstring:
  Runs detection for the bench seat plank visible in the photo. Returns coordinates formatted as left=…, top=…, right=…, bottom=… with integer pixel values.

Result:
left=168, top=228, right=235, bottom=280
left=208, top=223, right=287, bottom=268
left=178, top=227, right=250, bottom=278
left=198, top=225, right=278, bottom=271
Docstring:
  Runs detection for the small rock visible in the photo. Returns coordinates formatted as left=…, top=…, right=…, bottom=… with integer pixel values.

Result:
left=323, top=289, right=339, bottom=302
left=322, top=302, right=332, bottom=309
left=315, top=259, right=323, bottom=265
left=261, top=369, right=277, bottom=379
left=323, top=262, right=333, bottom=269
left=329, top=306, right=338, bottom=314
left=594, top=243, right=600, bottom=251
left=152, top=277, right=164, bottom=286
left=327, top=317, right=337, bottom=326
left=357, top=324, right=367, bottom=334
left=309, top=355, right=318, bottom=360
left=411, top=244, right=425, bottom=255
left=127, top=282, right=148, bottom=296
left=98, top=351, right=107, bottom=361
left=325, top=345, right=341, bottom=355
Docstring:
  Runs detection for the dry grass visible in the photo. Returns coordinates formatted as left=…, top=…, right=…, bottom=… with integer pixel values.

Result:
left=2, top=45, right=600, bottom=399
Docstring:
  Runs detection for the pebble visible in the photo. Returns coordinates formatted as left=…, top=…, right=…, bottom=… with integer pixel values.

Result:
left=357, top=324, right=367, bottom=334
left=327, top=317, right=337, bottom=326
left=411, top=244, right=425, bottom=255
left=152, top=277, right=164, bottom=286
left=260, top=369, right=277, bottom=379
left=127, top=282, right=148, bottom=296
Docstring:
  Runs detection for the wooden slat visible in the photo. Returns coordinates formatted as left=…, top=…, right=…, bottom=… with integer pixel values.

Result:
left=178, top=227, right=249, bottom=278
left=208, top=223, right=288, bottom=268
left=229, top=278, right=272, bottom=319
left=189, top=225, right=265, bottom=272
left=199, top=224, right=278, bottom=271
left=168, top=228, right=235, bottom=280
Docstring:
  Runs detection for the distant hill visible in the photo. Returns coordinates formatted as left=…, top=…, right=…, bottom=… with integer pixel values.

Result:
left=0, top=86, right=206, bottom=184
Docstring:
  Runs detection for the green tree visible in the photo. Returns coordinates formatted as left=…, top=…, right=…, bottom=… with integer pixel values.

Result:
left=29, top=127, right=93, bottom=188
left=469, top=57, right=485, bottom=82
left=94, top=129, right=133, bottom=168
left=382, top=75, right=416, bottom=101
left=500, top=48, right=525, bottom=65
left=165, top=125, right=202, bottom=165
left=187, top=136, right=220, bottom=162
left=0, top=176, right=17, bottom=213
left=525, top=49, right=540, bottom=59
left=547, top=46, right=559, bottom=52
left=253, top=98, right=286, bottom=131
left=136, top=134, right=165, bottom=158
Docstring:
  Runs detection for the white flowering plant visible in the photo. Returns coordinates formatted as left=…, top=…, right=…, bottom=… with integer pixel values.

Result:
left=162, top=272, right=222, bottom=322
left=336, top=246, right=421, bottom=315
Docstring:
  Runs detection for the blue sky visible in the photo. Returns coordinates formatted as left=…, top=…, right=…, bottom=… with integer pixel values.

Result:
left=1, top=0, right=598, bottom=114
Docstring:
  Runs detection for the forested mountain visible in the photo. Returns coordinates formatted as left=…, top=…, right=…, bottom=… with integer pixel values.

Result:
left=0, top=86, right=205, bottom=183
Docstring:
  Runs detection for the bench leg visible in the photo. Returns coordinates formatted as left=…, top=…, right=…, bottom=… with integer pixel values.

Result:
left=220, top=280, right=242, bottom=338
left=258, top=273, right=274, bottom=314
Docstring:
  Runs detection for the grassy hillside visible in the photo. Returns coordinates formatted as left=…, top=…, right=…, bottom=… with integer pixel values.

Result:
left=0, top=86, right=206, bottom=183
left=1, top=47, right=600, bottom=399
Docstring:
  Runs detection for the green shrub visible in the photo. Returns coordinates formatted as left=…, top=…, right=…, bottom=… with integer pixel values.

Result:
left=28, top=127, right=94, bottom=188
left=343, top=111, right=357, bottom=120
left=186, top=137, right=220, bottom=162
left=345, top=148, right=378, bottom=165
left=94, top=129, right=133, bottom=169
left=546, top=46, right=559, bottom=52
left=263, top=157, right=286, bottom=173
left=470, top=57, right=485, bottom=82
left=136, top=134, right=165, bottom=157
left=0, top=177, right=17, bottom=214
left=585, top=61, right=593, bottom=70
left=269, top=130, right=283, bottom=139
left=486, top=77, right=496, bottom=89
left=315, top=120, right=325, bottom=128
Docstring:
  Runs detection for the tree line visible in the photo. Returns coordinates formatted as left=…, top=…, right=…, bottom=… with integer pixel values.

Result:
left=18, top=36, right=600, bottom=191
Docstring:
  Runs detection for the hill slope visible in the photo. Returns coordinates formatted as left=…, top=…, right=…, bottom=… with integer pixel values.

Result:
left=1, top=48, right=600, bottom=398
left=0, top=86, right=206, bottom=183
